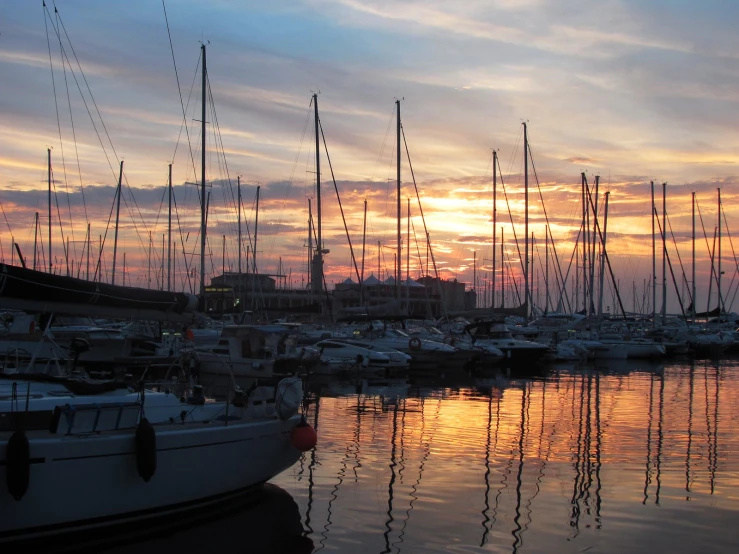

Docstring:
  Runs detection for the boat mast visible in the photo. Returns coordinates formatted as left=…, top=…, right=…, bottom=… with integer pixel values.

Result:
left=396, top=99, right=402, bottom=303
left=492, top=150, right=497, bottom=308
left=662, top=182, right=667, bottom=324
left=48, top=148, right=52, bottom=273
left=237, top=175, right=242, bottom=275
left=313, top=93, right=323, bottom=295
left=111, top=160, right=123, bottom=285
left=360, top=199, right=367, bottom=304
left=692, top=191, right=696, bottom=322
left=377, top=240, right=381, bottom=279
left=167, top=163, right=172, bottom=291
left=590, top=176, right=599, bottom=315
left=86, top=223, right=90, bottom=280
left=718, top=187, right=722, bottom=313
left=307, top=199, right=312, bottom=290
left=148, top=231, right=152, bottom=288
left=407, top=197, right=410, bottom=309
left=545, top=224, right=549, bottom=313
left=473, top=250, right=477, bottom=307
left=200, top=43, right=207, bottom=298
left=161, top=234, right=165, bottom=290
left=523, top=123, right=529, bottom=322
left=581, top=174, right=587, bottom=313
left=651, top=180, right=656, bottom=326
left=500, top=227, right=505, bottom=309
left=597, top=192, right=610, bottom=317
left=33, top=212, right=38, bottom=271
left=253, top=185, right=260, bottom=275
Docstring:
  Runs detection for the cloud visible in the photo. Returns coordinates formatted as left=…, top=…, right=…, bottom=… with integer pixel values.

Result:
left=565, top=156, right=599, bottom=165
left=2, top=1, right=739, bottom=314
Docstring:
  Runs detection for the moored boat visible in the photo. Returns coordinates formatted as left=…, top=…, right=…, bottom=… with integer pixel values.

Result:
left=0, top=372, right=313, bottom=547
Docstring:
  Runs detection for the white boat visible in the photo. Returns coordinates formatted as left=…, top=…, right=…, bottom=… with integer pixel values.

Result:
left=190, top=324, right=306, bottom=378
left=0, top=313, right=187, bottom=377
left=408, top=325, right=504, bottom=366
left=464, top=321, right=550, bottom=364
left=0, top=372, right=312, bottom=547
left=686, top=329, right=734, bottom=357
left=306, top=338, right=411, bottom=377
left=0, top=314, right=128, bottom=371
left=351, top=327, right=476, bottom=372
left=594, top=333, right=666, bottom=359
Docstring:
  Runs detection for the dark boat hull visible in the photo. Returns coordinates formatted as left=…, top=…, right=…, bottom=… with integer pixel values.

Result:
left=0, top=264, right=197, bottom=322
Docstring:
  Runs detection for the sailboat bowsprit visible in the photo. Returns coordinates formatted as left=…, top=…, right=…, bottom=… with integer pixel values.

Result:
left=0, top=264, right=198, bottom=322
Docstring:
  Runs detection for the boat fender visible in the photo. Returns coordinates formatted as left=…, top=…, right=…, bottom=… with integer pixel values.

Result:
left=135, top=418, right=157, bottom=482
left=29, top=320, right=36, bottom=334
left=409, top=337, right=422, bottom=351
left=5, top=430, right=30, bottom=501
left=275, top=377, right=303, bottom=420
left=361, top=356, right=369, bottom=368
left=290, top=418, right=317, bottom=452
left=232, top=387, right=246, bottom=408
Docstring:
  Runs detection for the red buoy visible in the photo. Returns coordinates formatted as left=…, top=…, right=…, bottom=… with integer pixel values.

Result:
left=290, top=420, right=317, bottom=452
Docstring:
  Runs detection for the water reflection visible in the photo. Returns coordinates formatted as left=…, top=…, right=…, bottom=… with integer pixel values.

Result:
left=275, top=359, right=738, bottom=553
left=103, top=484, right=312, bottom=554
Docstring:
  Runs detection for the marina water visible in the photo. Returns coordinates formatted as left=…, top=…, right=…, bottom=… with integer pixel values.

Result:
left=117, top=358, right=738, bottom=553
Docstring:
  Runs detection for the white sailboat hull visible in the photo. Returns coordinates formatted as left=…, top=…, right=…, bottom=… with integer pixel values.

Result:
left=0, top=377, right=307, bottom=545
left=1, top=415, right=301, bottom=542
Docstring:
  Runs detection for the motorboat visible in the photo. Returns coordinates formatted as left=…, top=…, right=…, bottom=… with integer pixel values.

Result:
left=0, top=372, right=313, bottom=548
left=350, top=327, right=477, bottom=373
left=189, top=324, right=307, bottom=379
left=594, top=332, right=666, bottom=359
left=686, top=328, right=734, bottom=358
left=306, top=338, right=410, bottom=377
left=464, top=321, right=550, bottom=365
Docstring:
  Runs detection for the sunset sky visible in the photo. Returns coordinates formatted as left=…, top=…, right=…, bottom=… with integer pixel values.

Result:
left=2, top=1, right=739, bottom=314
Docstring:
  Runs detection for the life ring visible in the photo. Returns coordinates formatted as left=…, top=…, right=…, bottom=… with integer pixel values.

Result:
left=409, top=337, right=422, bottom=351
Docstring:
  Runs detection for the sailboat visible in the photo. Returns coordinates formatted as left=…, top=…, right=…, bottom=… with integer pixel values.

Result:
left=0, top=43, right=316, bottom=548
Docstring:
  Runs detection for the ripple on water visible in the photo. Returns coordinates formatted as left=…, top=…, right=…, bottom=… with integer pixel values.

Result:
left=111, top=359, right=739, bottom=554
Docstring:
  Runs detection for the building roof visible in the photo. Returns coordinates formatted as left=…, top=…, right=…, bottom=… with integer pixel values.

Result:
left=363, top=274, right=382, bottom=285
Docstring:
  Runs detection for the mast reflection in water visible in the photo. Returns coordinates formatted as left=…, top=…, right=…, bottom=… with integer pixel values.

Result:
left=274, top=360, right=738, bottom=553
